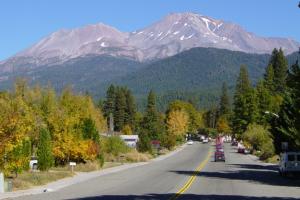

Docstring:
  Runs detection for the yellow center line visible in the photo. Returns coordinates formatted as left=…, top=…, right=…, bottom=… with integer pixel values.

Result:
left=169, top=148, right=212, bottom=200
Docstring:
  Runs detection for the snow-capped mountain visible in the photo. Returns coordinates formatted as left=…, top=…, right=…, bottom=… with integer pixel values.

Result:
left=0, top=12, right=299, bottom=73
left=128, top=13, right=298, bottom=59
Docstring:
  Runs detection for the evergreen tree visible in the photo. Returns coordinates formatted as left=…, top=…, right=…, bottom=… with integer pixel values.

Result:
left=219, top=82, right=230, bottom=117
left=97, top=99, right=104, bottom=112
left=37, top=128, right=54, bottom=171
left=204, top=105, right=218, bottom=129
left=114, top=88, right=126, bottom=131
left=256, top=80, right=272, bottom=124
left=142, top=90, right=163, bottom=140
left=263, top=64, right=275, bottom=93
left=137, top=130, right=152, bottom=152
left=103, top=84, right=116, bottom=119
left=232, top=65, right=258, bottom=136
left=271, top=60, right=300, bottom=152
left=124, top=89, right=136, bottom=129
left=81, top=118, right=99, bottom=142
left=269, top=48, right=288, bottom=94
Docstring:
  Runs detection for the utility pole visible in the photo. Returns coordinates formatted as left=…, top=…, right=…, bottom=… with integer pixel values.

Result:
left=0, top=172, right=4, bottom=193
left=109, top=113, right=114, bottom=135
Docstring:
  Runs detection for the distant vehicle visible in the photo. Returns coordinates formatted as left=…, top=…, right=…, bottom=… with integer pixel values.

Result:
left=187, top=140, right=194, bottom=145
left=215, top=151, right=225, bottom=162
left=237, top=147, right=245, bottom=153
left=200, top=135, right=205, bottom=141
left=202, top=138, right=209, bottom=143
left=279, top=152, right=300, bottom=176
left=223, top=135, right=232, bottom=143
left=231, top=141, right=238, bottom=146
left=29, top=157, right=38, bottom=170
left=244, top=149, right=251, bottom=154
left=237, top=143, right=245, bottom=153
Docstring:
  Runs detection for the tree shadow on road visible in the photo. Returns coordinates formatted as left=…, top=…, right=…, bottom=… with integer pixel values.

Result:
left=170, top=167, right=300, bottom=187
left=228, top=163, right=278, bottom=171
left=70, top=193, right=300, bottom=200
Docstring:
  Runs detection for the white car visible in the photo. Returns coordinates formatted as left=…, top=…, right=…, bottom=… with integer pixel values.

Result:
left=187, top=140, right=194, bottom=145
left=279, top=152, right=300, bottom=176
left=202, top=138, right=209, bottom=143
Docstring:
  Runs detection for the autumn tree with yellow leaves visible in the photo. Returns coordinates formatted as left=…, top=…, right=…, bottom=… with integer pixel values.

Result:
left=0, top=80, right=107, bottom=174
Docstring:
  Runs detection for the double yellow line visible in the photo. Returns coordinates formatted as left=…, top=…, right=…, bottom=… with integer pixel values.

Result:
left=169, top=149, right=212, bottom=200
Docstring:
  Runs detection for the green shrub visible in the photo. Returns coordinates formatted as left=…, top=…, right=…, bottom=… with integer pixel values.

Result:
left=97, top=153, right=105, bottom=167
left=137, top=133, right=152, bottom=153
left=37, top=128, right=54, bottom=171
left=242, top=124, right=275, bottom=160
left=102, top=136, right=129, bottom=156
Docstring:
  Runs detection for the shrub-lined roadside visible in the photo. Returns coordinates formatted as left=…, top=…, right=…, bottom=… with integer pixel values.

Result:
left=10, top=147, right=167, bottom=191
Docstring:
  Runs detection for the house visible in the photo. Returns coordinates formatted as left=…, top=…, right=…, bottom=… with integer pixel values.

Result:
left=119, top=135, right=139, bottom=148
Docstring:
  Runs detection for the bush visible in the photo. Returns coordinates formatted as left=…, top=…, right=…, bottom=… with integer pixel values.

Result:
left=37, top=128, right=54, bottom=171
left=242, top=124, right=275, bottom=160
left=124, top=149, right=152, bottom=162
left=137, top=133, right=152, bottom=153
left=97, top=153, right=105, bottom=167
left=102, top=136, right=129, bottom=156
left=161, top=132, right=176, bottom=150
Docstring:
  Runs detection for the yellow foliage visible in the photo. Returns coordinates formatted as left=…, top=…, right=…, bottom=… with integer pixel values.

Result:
left=122, top=125, right=133, bottom=135
left=216, top=117, right=231, bottom=134
left=166, top=110, right=189, bottom=137
left=0, top=81, right=107, bottom=170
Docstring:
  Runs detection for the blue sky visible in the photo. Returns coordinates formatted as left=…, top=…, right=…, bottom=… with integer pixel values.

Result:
left=0, top=0, right=299, bottom=60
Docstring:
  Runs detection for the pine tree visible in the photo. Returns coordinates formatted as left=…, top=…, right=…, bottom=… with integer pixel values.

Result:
left=103, top=84, right=116, bottom=119
left=141, top=90, right=163, bottom=141
left=272, top=60, right=300, bottom=152
left=137, top=130, right=152, bottom=152
left=232, top=65, right=258, bottom=136
left=114, top=88, right=126, bottom=131
left=124, top=89, right=136, bottom=129
left=37, top=128, right=54, bottom=171
left=219, top=82, right=230, bottom=117
left=256, top=80, right=272, bottom=124
left=81, top=118, right=99, bottom=142
left=269, top=48, right=288, bottom=94
left=264, top=64, right=275, bottom=93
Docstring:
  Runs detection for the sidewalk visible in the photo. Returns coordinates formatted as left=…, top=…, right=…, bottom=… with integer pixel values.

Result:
left=0, top=144, right=186, bottom=199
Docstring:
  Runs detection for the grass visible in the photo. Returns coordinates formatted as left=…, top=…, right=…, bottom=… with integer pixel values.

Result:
left=12, top=171, right=73, bottom=191
left=9, top=149, right=156, bottom=191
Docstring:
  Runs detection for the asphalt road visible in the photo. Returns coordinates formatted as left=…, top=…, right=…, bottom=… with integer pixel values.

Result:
left=10, top=142, right=300, bottom=200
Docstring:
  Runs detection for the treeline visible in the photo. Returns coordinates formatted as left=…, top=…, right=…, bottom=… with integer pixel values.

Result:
left=101, top=86, right=204, bottom=152
left=204, top=48, right=300, bottom=159
left=0, top=80, right=107, bottom=175
left=101, top=85, right=136, bottom=133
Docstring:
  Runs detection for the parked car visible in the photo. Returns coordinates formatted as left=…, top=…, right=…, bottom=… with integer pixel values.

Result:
left=187, top=140, right=194, bottom=145
left=237, top=147, right=245, bottom=153
left=231, top=141, right=238, bottom=146
left=244, top=149, right=251, bottom=154
left=215, top=151, right=225, bottom=162
left=279, top=152, right=300, bottom=176
left=202, top=138, right=209, bottom=143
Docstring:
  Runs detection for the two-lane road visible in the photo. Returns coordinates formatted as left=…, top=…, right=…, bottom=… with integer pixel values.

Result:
left=10, top=142, right=300, bottom=200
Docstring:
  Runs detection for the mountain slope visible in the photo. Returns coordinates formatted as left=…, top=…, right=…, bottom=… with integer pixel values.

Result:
left=0, top=55, right=142, bottom=92
left=0, top=12, right=298, bottom=75
left=111, top=47, right=270, bottom=94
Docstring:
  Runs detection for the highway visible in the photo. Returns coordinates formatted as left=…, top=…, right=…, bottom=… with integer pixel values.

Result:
left=11, top=142, right=300, bottom=200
